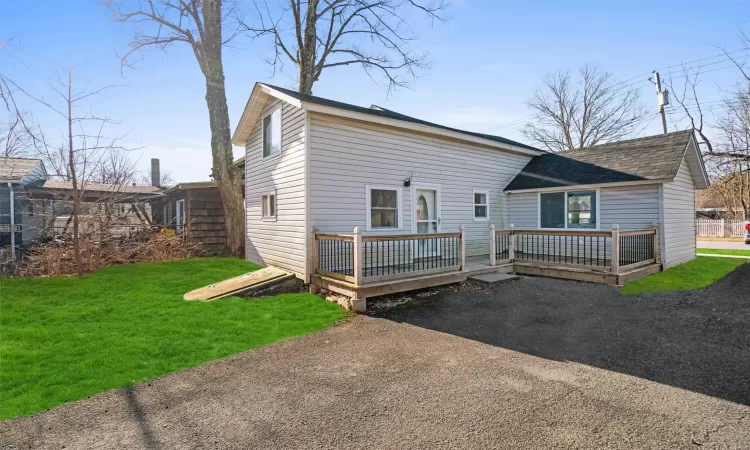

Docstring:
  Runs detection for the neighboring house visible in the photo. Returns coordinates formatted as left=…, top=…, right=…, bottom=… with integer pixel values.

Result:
left=152, top=181, right=226, bottom=255
left=696, top=189, right=728, bottom=219
left=232, top=83, right=709, bottom=308
left=0, top=157, right=49, bottom=258
left=31, top=180, right=162, bottom=236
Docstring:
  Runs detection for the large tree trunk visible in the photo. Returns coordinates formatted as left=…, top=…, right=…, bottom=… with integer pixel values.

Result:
left=202, top=0, right=245, bottom=256
left=297, top=0, right=319, bottom=95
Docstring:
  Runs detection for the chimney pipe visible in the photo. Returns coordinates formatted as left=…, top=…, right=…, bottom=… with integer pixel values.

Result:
left=151, top=158, right=160, bottom=187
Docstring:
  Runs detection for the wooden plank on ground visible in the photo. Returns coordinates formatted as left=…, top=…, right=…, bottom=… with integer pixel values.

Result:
left=184, top=266, right=293, bottom=301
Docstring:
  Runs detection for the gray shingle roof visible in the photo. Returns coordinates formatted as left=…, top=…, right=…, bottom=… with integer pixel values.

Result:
left=42, top=180, right=163, bottom=195
left=504, top=130, right=695, bottom=191
left=262, top=84, right=541, bottom=152
left=0, top=157, right=42, bottom=182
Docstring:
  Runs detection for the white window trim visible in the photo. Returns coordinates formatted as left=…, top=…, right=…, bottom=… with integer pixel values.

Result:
left=261, top=190, right=277, bottom=221
left=473, top=189, right=489, bottom=222
left=365, top=184, right=403, bottom=231
left=175, top=199, right=185, bottom=233
left=261, top=105, right=282, bottom=159
left=537, top=188, right=600, bottom=231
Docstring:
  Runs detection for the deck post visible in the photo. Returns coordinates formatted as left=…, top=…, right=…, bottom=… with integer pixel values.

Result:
left=508, top=223, right=515, bottom=262
left=611, top=224, right=620, bottom=274
left=652, top=223, right=661, bottom=264
left=353, top=226, right=363, bottom=287
left=489, top=224, right=497, bottom=266
left=310, top=226, right=319, bottom=276
left=459, top=225, right=466, bottom=271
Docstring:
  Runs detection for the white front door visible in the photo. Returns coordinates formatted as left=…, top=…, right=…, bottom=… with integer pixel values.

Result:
left=414, top=188, right=441, bottom=256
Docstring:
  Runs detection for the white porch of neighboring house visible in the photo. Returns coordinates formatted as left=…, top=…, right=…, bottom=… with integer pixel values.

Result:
left=310, top=223, right=661, bottom=312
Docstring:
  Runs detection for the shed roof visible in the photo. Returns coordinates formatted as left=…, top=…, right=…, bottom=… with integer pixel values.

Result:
left=42, top=180, right=163, bottom=195
left=0, top=157, right=43, bottom=182
left=504, top=130, right=704, bottom=191
left=163, top=181, right=218, bottom=194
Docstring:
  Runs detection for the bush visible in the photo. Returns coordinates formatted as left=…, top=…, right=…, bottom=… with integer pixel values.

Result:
left=15, top=229, right=201, bottom=277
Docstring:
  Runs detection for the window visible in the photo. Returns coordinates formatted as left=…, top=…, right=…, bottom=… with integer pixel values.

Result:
left=262, top=107, right=282, bottom=157
left=539, top=190, right=598, bottom=229
left=262, top=191, right=276, bottom=220
left=473, top=190, right=488, bottom=221
left=366, top=186, right=402, bottom=230
left=567, top=191, right=596, bottom=228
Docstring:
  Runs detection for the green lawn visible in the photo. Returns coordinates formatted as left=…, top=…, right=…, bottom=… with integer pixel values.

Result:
left=0, top=258, right=347, bottom=419
left=621, top=256, right=747, bottom=295
left=696, top=248, right=750, bottom=257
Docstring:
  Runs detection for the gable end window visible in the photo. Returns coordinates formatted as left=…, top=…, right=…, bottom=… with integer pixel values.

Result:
left=366, top=186, right=402, bottom=231
left=539, top=190, right=598, bottom=229
left=473, top=190, right=489, bottom=221
left=262, top=107, right=282, bottom=158
left=262, top=191, right=277, bottom=220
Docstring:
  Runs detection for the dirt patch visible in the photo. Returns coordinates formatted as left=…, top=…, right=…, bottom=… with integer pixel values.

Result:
left=366, top=280, right=492, bottom=313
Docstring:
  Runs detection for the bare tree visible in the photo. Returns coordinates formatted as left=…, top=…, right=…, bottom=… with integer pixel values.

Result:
left=241, top=0, right=448, bottom=94
left=523, top=65, right=650, bottom=152
left=139, top=167, right=175, bottom=187
left=105, top=0, right=245, bottom=256
left=93, top=147, right=138, bottom=186
left=2, top=65, right=133, bottom=274
left=664, top=39, right=750, bottom=219
left=1, top=112, right=34, bottom=157
left=712, top=91, right=750, bottom=219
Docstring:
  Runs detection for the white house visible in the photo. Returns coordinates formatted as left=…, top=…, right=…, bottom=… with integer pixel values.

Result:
left=232, top=83, right=708, bottom=309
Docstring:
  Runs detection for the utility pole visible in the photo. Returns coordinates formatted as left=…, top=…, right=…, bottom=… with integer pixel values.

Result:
left=652, top=71, right=669, bottom=134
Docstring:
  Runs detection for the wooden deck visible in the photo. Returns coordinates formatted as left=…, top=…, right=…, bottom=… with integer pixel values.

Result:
left=311, top=225, right=662, bottom=312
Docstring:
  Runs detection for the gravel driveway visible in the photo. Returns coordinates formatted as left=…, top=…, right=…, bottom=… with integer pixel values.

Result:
left=2, top=265, right=749, bottom=449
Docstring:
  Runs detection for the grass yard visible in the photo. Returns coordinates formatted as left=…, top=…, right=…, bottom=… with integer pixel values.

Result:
left=0, top=258, right=347, bottom=420
left=621, top=256, right=747, bottom=295
left=696, top=248, right=750, bottom=257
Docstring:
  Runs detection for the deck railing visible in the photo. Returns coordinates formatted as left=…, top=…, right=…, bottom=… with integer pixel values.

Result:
left=313, top=226, right=465, bottom=286
left=618, top=229, right=657, bottom=270
left=491, top=224, right=658, bottom=274
left=313, top=223, right=659, bottom=286
left=514, top=229, right=613, bottom=270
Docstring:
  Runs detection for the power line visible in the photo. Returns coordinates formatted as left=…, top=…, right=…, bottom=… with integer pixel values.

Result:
left=479, top=114, right=535, bottom=132
left=478, top=49, right=750, bottom=135
left=635, top=113, right=661, bottom=137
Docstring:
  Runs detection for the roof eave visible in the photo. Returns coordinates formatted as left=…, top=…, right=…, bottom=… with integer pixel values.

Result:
left=232, top=83, right=304, bottom=147
left=232, top=84, right=543, bottom=156
left=687, top=133, right=710, bottom=189
left=504, top=178, right=673, bottom=194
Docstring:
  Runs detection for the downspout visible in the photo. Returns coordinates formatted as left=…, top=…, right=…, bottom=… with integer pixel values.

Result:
left=7, top=182, right=15, bottom=260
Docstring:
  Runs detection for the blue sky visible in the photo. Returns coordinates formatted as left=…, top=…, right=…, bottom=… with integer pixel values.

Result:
left=2, top=0, right=748, bottom=182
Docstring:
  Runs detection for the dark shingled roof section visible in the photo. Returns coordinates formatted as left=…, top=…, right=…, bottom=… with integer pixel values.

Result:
left=262, top=84, right=540, bottom=152
left=0, top=157, right=42, bottom=181
left=504, top=129, right=695, bottom=191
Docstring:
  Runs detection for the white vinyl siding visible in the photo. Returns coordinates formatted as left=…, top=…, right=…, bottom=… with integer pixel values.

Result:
left=508, top=184, right=660, bottom=232
left=245, top=99, right=307, bottom=275
left=662, top=160, right=697, bottom=267
left=308, top=114, right=532, bottom=257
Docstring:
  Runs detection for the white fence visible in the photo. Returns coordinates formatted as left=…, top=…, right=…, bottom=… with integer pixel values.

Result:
left=696, top=219, right=747, bottom=237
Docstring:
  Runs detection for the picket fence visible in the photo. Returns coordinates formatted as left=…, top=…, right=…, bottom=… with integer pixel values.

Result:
left=696, top=219, right=747, bottom=237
